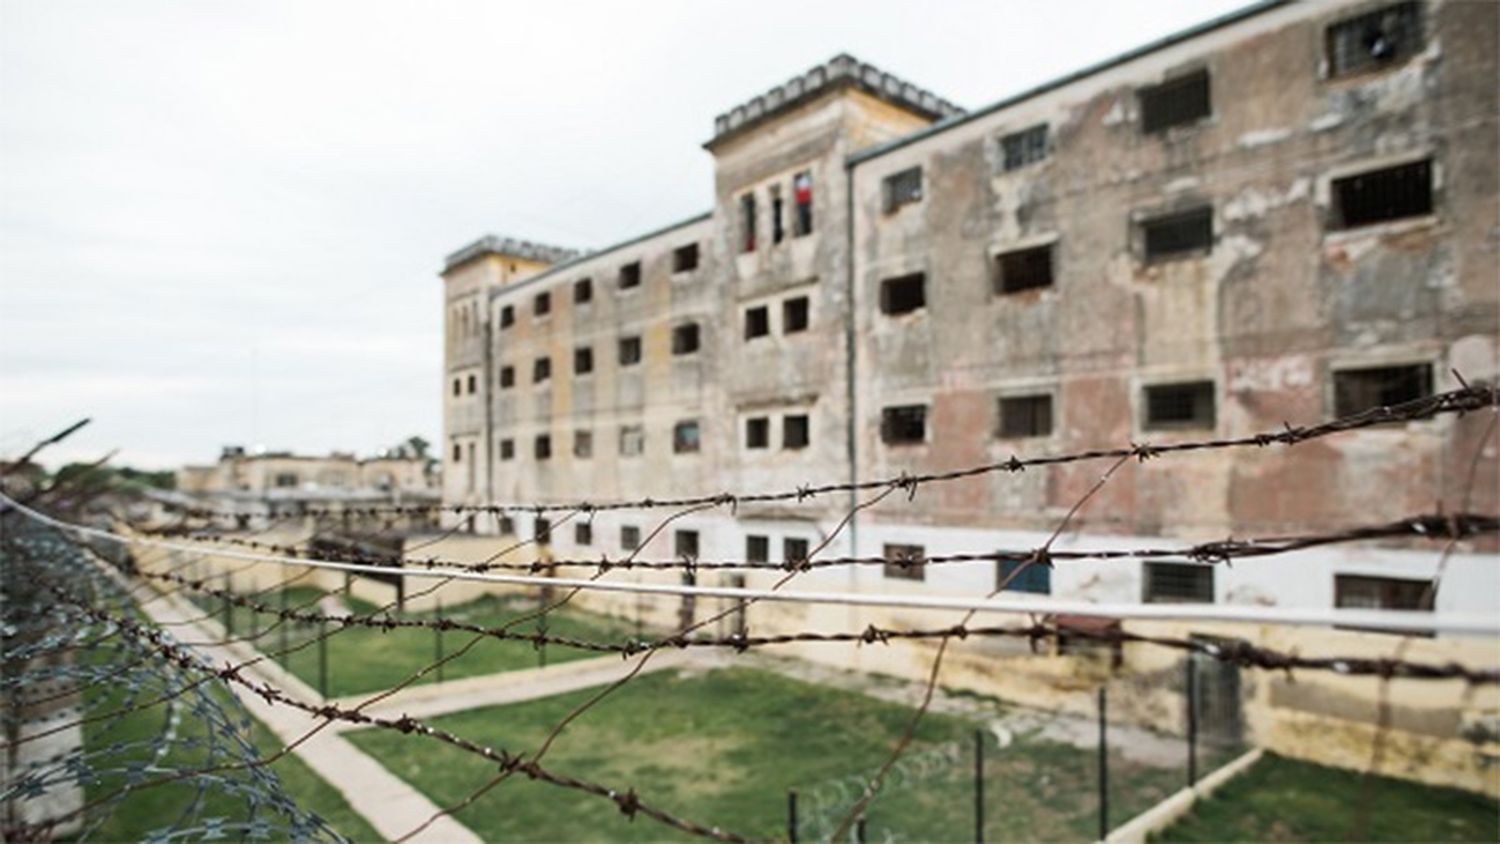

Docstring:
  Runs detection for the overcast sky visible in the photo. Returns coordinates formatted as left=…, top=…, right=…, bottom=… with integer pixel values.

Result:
left=1, top=0, right=1251, bottom=470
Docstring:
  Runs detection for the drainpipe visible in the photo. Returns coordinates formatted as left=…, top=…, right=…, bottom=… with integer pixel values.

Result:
left=482, top=316, right=495, bottom=509
left=843, top=155, right=860, bottom=624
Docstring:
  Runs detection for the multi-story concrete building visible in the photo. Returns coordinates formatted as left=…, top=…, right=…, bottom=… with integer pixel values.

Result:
left=442, top=0, right=1495, bottom=613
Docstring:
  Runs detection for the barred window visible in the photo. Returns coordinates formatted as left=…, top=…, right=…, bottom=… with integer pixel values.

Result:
left=574, top=278, right=593, bottom=304
left=1335, top=574, right=1430, bottom=611
left=998, top=394, right=1053, bottom=438
left=618, top=336, right=642, bottom=366
left=534, top=291, right=551, bottom=317
left=619, top=261, right=642, bottom=290
left=880, top=273, right=926, bottom=315
left=881, top=405, right=927, bottom=445
left=673, top=243, right=699, bottom=273
left=782, top=414, right=810, bottom=449
left=1144, top=562, right=1213, bottom=603
left=1333, top=364, right=1432, bottom=417
left=574, top=522, right=593, bottom=546
left=745, top=417, right=770, bottom=450
left=619, top=425, right=645, bottom=457
left=784, top=538, right=810, bottom=565
left=744, top=305, right=771, bottom=340
left=994, top=244, right=1054, bottom=294
left=882, top=543, right=926, bottom=581
left=673, top=420, right=701, bottom=454
left=746, top=535, right=770, bottom=563
left=883, top=167, right=923, bottom=213
left=1142, top=207, right=1213, bottom=262
left=1139, top=69, right=1211, bottom=133
left=574, top=347, right=593, bottom=375
left=573, top=430, right=592, bottom=459
left=1330, top=159, right=1432, bottom=230
left=1143, top=381, right=1215, bottom=431
left=1001, top=124, right=1049, bottom=171
left=620, top=525, right=641, bottom=552
left=1327, top=2, right=1421, bottom=78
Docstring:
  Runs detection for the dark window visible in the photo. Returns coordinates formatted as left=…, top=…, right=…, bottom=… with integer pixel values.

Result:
left=1001, top=124, right=1049, bottom=171
left=744, top=305, right=770, bottom=340
left=499, top=439, right=514, bottom=460
left=1143, top=207, right=1213, bottom=262
left=883, top=543, right=926, bottom=581
left=883, top=167, right=923, bottom=213
left=620, top=525, right=641, bottom=552
left=998, top=394, right=1053, bottom=438
left=467, top=374, right=477, bottom=394
left=534, top=434, right=551, bottom=460
left=783, top=297, right=810, bottom=333
left=574, top=346, right=593, bottom=375
left=619, top=262, right=642, bottom=290
left=740, top=193, right=757, bottom=252
left=880, top=273, right=926, bottom=315
left=1144, top=562, right=1214, bottom=603
left=784, top=538, right=810, bottom=565
left=1327, top=2, right=1422, bottom=78
left=1144, top=381, right=1215, bottom=431
left=995, top=244, right=1054, bottom=294
left=575, top=523, right=592, bottom=546
left=533, top=357, right=551, bottom=383
left=452, top=443, right=461, bottom=461
left=1330, top=159, right=1433, bottom=230
left=534, top=291, right=551, bottom=316
left=534, top=517, right=551, bottom=545
left=746, top=535, right=770, bottom=563
left=793, top=170, right=814, bottom=236
left=673, top=420, right=701, bottom=454
left=1335, top=574, right=1431, bottom=611
left=771, top=184, right=785, bottom=245
left=1139, top=69, right=1211, bottom=133
left=672, top=323, right=700, bottom=355
left=499, top=305, right=515, bottom=328
left=745, top=417, right=770, bottom=449
left=574, top=278, right=593, bottom=304
left=1333, top=364, right=1432, bottom=417
left=452, top=378, right=461, bottom=397
left=619, top=425, right=644, bottom=457
left=618, top=336, right=642, bottom=366
left=499, top=365, right=515, bottom=389
left=782, top=414, right=810, bottom=449
left=673, top=243, right=699, bottom=272
left=675, top=529, right=700, bottom=561
left=997, top=559, right=1052, bottom=594
left=498, top=515, right=515, bottom=534
left=573, top=430, right=592, bottom=459
left=881, top=405, right=927, bottom=445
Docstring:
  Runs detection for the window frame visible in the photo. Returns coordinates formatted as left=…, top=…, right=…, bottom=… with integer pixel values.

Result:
left=997, top=393, right=1054, bottom=439
left=745, top=416, right=770, bottom=450
left=882, top=167, right=923, bottom=214
left=782, top=296, right=810, bottom=334
left=1142, top=380, right=1217, bottom=432
left=1000, top=124, right=1049, bottom=171
left=618, top=335, right=643, bottom=367
left=1325, top=2, right=1423, bottom=80
left=744, top=305, right=771, bottom=340
left=618, top=261, right=642, bottom=290
left=879, top=272, right=927, bottom=316
left=881, top=404, right=928, bottom=446
left=1140, top=205, right=1214, bottom=264
left=1327, top=158, right=1434, bottom=231
left=533, top=291, right=551, bottom=317
left=574, top=278, right=593, bottom=304
left=1143, top=561, right=1214, bottom=604
left=672, top=243, right=700, bottom=273
left=1330, top=361, right=1434, bottom=418
left=673, top=419, right=701, bottom=454
left=994, top=243, right=1055, bottom=295
left=672, top=322, right=701, bottom=356
left=1138, top=68, right=1212, bottom=134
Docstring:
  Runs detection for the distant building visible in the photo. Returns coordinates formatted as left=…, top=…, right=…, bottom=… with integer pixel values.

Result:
left=174, top=445, right=439, bottom=530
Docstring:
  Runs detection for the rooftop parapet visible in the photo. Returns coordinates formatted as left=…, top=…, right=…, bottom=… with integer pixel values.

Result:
left=443, top=234, right=582, bottom=274
left=707, top=53, right=964, bottom=150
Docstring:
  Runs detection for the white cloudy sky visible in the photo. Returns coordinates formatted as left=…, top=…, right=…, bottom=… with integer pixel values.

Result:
left=0, top=0, right=1249, bottom=469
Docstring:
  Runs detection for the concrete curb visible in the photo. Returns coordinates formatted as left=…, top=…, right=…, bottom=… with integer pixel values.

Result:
left=1103, top=747, right=1264, bottom=844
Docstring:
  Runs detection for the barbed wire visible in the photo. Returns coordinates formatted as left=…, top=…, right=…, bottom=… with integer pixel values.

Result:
left=154, top=384, right=1495, bottom=519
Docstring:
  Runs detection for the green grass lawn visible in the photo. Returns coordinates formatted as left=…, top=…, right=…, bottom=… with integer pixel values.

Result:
left=271, top=592, right=638, bottom=698
left=349, top=666, right=1183, bottom=842
left=1157, top=752, right=1499, bottom=843
left=193, top=586, right=638, bottom=699
left=72, top=661, right=381, bottom=842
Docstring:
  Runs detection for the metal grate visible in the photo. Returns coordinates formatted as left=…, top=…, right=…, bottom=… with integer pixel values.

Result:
left=1144, top=562, right=1214, bottom=603
left=882, top=167, right=923, bottom=213
left=618, top=336, right=642, bottom=366
left=881, top=405, right=927, bottom=444
left=995, top=244, right=1054, bottom=294
left=1139, top=69, right=1211, bottom=133
left=1327, top=2, right=1422, bottom=78
left=1001, top=123, right=1049, bottom=171
left=1142, top=206, right=1213, bottom=262
left=1144, top=381, right=1216, bottom=430
left=998, top=394, right=1053, bottom=438
left=1333, top=363, right=1432, bottom=416
left=1330, top=159, right=1432, bottom=229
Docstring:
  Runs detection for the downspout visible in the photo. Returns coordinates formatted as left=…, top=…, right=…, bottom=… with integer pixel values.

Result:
left=482, top=317, right=494, bottom=512
left=843, top=155, right=860, bottom=617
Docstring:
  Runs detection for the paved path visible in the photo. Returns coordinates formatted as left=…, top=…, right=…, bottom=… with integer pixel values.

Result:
left=136, top=587, right=482, bottom=844
left=331, top=648, right=719, bottom=724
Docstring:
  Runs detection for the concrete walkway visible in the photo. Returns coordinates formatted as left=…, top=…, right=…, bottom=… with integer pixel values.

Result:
left=137, top=588, right=482, bottom=844
left=331, top=647, right=717, bottom=724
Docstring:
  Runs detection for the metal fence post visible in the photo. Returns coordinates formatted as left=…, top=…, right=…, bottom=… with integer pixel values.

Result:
left=222, top=573, right=233, bottom=639
left=435, top=599, right=444, bottom=684
left=538, top=611, right=549, bottom=669
left=248, top=581, right=259, bottom=640
left=787, top=789, right=798, bottom=843
left=318, top=618, right=328, bottom=699
left=975, top=728, right=985, bottom=843
left=1098, top=686, right=1109, bottom=842
left=1186, top=656, right=1198, bottom=787
left=279, top=586, right=289, bottom=667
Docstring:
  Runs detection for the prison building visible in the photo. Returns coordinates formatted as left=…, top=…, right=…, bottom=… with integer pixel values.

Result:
left=444, top=0, right=1494, bottom=595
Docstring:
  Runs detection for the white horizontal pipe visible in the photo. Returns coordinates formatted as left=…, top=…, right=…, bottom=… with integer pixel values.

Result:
left=5, top=492, right=1495, bottom=637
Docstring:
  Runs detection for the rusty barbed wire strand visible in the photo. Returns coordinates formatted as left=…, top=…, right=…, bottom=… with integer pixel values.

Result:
left=150, top=385, right=1495, bottom=520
